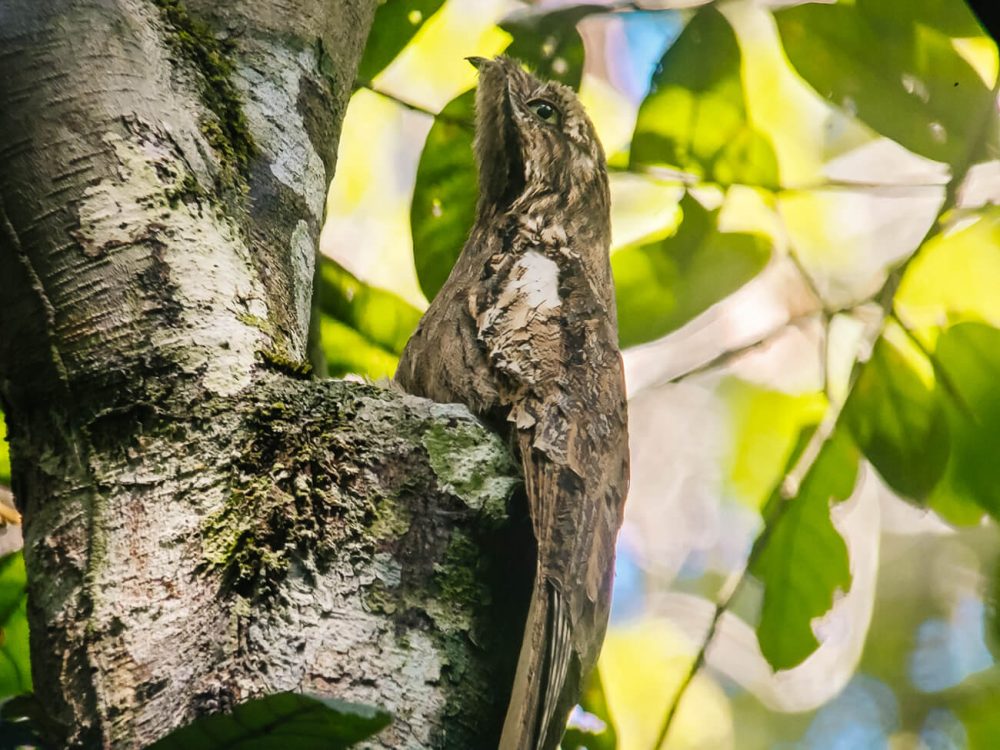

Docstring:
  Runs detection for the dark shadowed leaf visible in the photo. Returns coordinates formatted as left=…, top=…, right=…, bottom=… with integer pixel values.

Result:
left=316, top=257, right=422, bottom=356
left=750, top=427, right=858, bottom=671
left=357, top=0, right=446, bottom=83
left=501, top=5, right=601, bottom=88
left=411, top=89, right=477, bottom=302
left=775, top=0, right=993, bottom=166
left=0, top=553, right=30, bottom=700
left=631, top=7, right=779, bottom=188
left=0, top=415, right=8, bottom=486
left=927, top=322, right=1000, bottom=521
left=843, top=329, right=949, bottom=503
left=149, top=692, right=391, bottom=750
left=612, top=192, right=771, bottom=347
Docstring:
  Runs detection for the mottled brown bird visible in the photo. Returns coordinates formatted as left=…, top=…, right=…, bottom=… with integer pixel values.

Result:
left=395, top=56, right=629, bottom=750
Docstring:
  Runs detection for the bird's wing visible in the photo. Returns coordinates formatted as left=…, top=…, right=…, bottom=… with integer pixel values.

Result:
left=474, top=245, right=624, bottom=750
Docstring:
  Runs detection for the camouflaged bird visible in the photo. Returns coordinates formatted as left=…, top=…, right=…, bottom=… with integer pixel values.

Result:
left=395, top=56, right=629, bottom=750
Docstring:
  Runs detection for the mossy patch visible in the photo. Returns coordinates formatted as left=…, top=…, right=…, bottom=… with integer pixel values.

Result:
left=257, top=347, right=313, bottom=379
left=164, top=171, right=205, bottom=208
left=425, top=530, right=491, bottom=634
left=200, top=393, right=369, bottom=598
left=153, top=0, right=257, bottom=192
left=422, top=416, right=519, bottom=519
left=234, top=313, right=313, bottom=379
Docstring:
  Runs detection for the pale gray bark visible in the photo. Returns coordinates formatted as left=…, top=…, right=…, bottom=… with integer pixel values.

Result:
left=0, top=1, right=525, bottom=747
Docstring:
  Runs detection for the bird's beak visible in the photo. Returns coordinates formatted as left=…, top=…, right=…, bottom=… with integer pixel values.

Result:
left=466, top=56, right=489, bottom=70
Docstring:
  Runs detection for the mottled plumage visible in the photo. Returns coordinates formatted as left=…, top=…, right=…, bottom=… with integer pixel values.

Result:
left=395, top=56, right=629, bottom=750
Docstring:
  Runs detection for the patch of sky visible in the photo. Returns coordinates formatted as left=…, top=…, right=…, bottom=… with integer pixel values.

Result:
left=800, top=674, right=899, bottom=750
left=618, top=11, right=685, bottom=102
left=609, top=538, right=645, bottom=623
left=909, top=595, right=995, bottom=693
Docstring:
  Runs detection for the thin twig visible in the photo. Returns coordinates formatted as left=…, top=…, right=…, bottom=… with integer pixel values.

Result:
left=355, top=80, right=475, bottom=128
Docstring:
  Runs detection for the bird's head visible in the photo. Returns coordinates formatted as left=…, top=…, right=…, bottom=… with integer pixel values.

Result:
left=468, top=56, right=607, bottom=216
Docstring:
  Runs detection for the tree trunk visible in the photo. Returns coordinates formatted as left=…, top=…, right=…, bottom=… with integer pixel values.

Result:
left=0, top=2, right=527, bottom=747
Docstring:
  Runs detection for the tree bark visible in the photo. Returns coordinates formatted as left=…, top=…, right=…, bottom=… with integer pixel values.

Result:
left=0, top=2, right=527, bottom=747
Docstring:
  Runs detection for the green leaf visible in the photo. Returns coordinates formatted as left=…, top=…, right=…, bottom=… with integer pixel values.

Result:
left=410, top=90, right=477, bottom=302
left=842, top=328, right=949, bottom=503
left=927, top=322, right=1000, bottom=521
left=0, top=414, right=8, bottom=486
left=722, top=380, right=827, bottom=511
left=356, top=0, right=446, bottom=83
left=775, top=0, right=994, bottom=166
left=562, top=665, right=617, bottom=750
left=501, top=5, right=598, bottom=89
left=631, top=7, right=779, bottom=188
left=149, top=692, right=391, bottom=750
left=319, top=316, right=399, bottom=380
left=316, top=257, right=422, bottom=356
left=750, top=428, right=858, bottom=671
left=0, top=553, right=31, bottom=700
left=612, top=192, right=771, bottom=347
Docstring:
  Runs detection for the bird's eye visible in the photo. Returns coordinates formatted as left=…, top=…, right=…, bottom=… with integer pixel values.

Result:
left=528, top=99, right=560, bottom=126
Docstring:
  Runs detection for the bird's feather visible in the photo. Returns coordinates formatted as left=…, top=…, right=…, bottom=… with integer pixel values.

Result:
left=395, top=55, right=628, bottom=750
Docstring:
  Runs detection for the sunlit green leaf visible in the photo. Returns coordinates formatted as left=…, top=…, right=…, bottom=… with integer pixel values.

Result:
left=317, top=257, right=421, bottom=356
left=501, top=5, right=598, bottom=88
left=751, top=428, right=858, bottom=671
left=631, top=7, right=779, bottom=188
left=357, top=0, right=446, bottom=83
left=0, top=553, right=30, bottom=700
left=563, top=665, right=617, bottom=750
left=927, top=322, right=1000, bottom=521
left=411, top=90, right=477, bottom=302
left=775, top=0, right=994, bottom=166
left=722, top=380, right=827, bottom=511
left=612, top=192, right=771, bottom=347
left=896, top=210, right=1000, bottom=336
left=149, top=692, right=391, bottom=750
left=319, top=316, right=399, bottom=380
left=842, top=328, right=949, bottom=503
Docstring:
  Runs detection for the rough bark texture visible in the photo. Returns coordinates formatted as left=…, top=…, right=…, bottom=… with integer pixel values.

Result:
left=0, top=1, right=526, bottom=747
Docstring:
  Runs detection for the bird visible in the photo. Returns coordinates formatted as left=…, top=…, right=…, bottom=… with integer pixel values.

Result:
left=395, top=55, right=629, bottom=750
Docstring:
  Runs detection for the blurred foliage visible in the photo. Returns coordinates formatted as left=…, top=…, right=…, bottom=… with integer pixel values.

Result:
left=612, top=193, right=771, bottom=347
left=0, top=554, right=30, bottom=701
left=750, top=427, right=858, bottom=671
left=563, top=667, right=617, bottom=750
left=930, top=322, right=1000, bottom=522
left=357, top=0, right=446, bottom=83
left=843, top=324, right=949, bottom=503
left=316, top=257, right=420, bottom=378
left=149, top=692, right=391, bottom=750
left=722, top=380, right=827, bottom=511
left=317, top=257, right=422, bottom=356
left=631, top=7, right=779, bottom=188
left=411, top=89, right=476, bottom=301
left=500, top=5, right=596, bottom=89
left=775, top=0, right=993, bottom=166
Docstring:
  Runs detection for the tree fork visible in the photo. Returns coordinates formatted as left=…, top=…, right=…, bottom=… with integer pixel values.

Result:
left=0, top=1, right=525, bottom=746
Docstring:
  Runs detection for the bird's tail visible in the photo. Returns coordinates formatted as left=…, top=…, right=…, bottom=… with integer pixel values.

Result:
left=498, top=576, right=574, bottom=750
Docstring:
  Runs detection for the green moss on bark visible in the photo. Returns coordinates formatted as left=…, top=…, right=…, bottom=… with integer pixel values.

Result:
left=153, top=0, right=257, bottom=191
left=200, top=391, right=374, bottom=598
